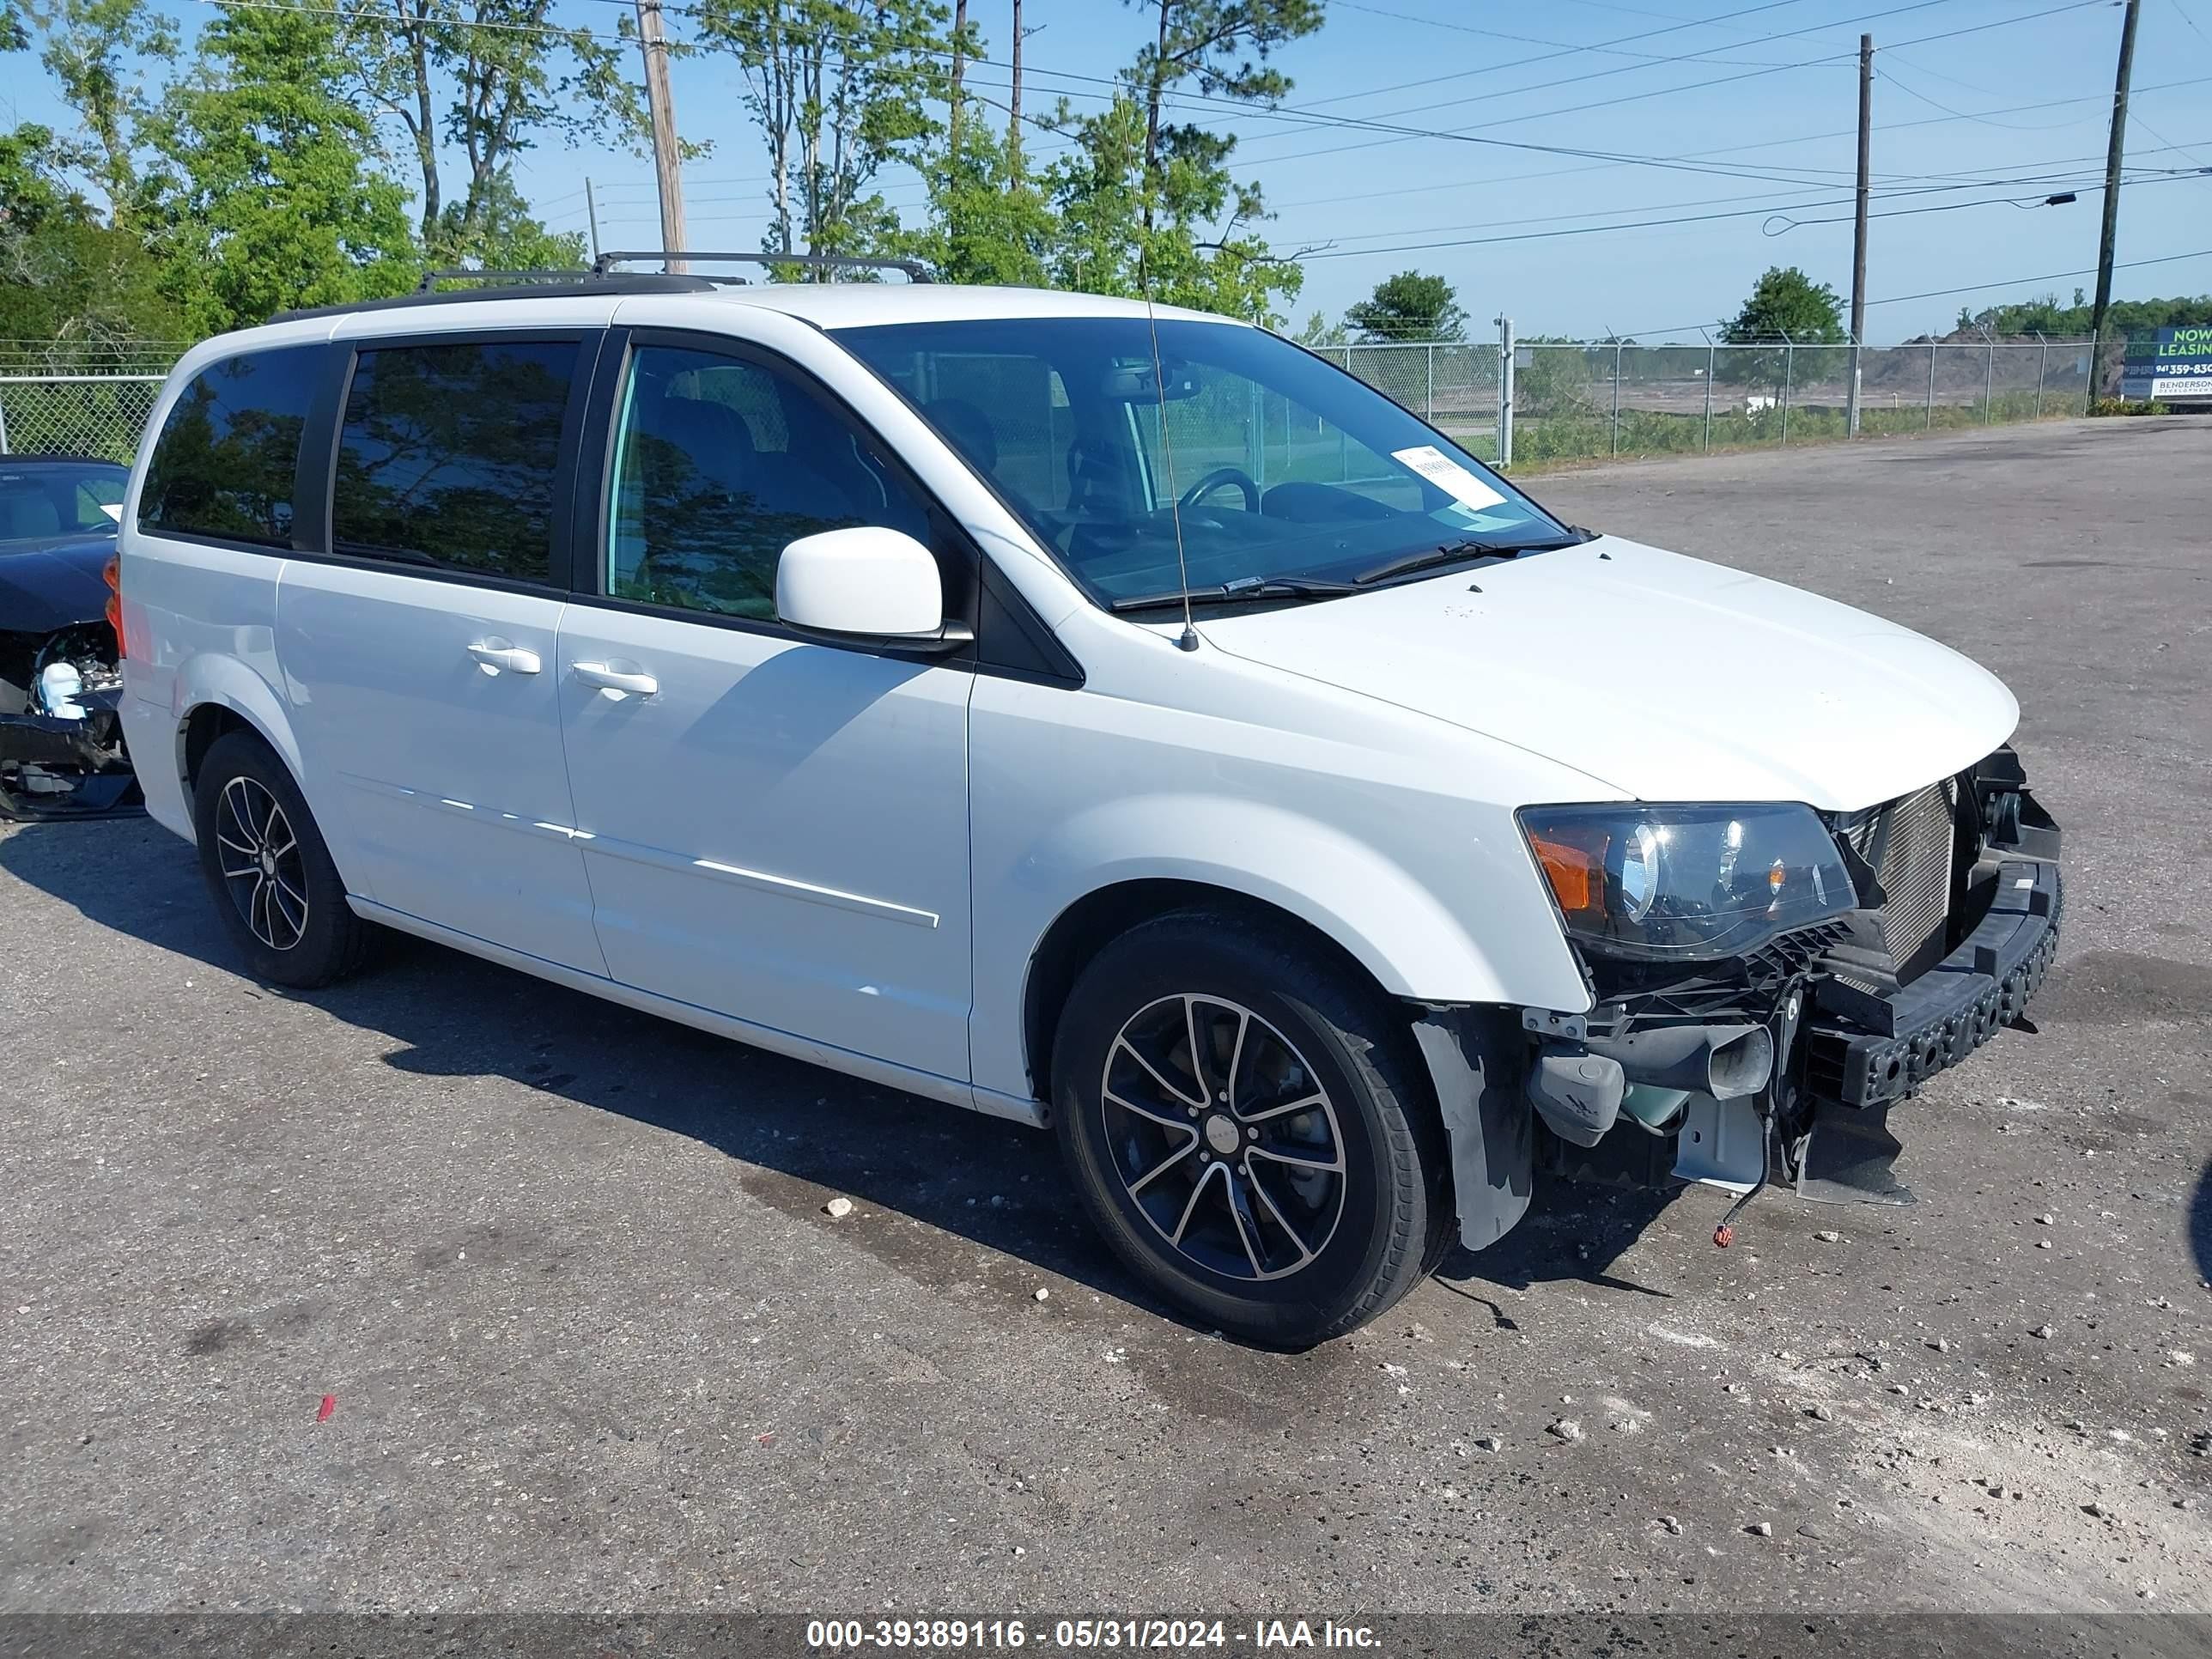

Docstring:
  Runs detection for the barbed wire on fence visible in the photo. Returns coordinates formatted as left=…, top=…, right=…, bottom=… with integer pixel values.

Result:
left=0, top=334, right=2130, bottom=473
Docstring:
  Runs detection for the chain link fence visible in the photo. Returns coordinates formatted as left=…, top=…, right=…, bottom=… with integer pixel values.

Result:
left=0, top=375, right=169, bottom=464
left=0, top=335, right=2124, bottom=476
left=1305, top=342, right=1504, bottom=463
left=1322, top=333, right=2105, bottom=470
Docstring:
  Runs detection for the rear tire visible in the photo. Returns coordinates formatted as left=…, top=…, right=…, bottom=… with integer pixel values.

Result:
left=1051, top=910, right=1450, bottom=1347
left=192, top=731, right=374, bottom=988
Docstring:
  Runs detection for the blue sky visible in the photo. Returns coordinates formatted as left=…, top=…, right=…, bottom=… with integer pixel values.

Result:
left=6, top=0, right=2210, bottom=342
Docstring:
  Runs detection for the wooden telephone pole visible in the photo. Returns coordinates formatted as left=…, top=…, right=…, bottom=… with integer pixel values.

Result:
left=2090, top=0, right=2142, bottom=368
left=635, top=0, right=687, bottom=272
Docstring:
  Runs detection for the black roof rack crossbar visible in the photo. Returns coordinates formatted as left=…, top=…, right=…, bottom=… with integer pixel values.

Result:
left=591, top=249, right=934, bottom=283
left=415, top=266, right=593, bottom=292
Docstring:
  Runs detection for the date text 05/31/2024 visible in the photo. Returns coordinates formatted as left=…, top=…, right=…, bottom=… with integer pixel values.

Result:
left=805, top=1620, right=1380, bottom=1650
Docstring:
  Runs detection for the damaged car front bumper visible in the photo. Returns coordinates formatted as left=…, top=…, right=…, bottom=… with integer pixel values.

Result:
left=1422, top=747, right=2063, bottom=1252
left=0, top=622, right=140, bottom=820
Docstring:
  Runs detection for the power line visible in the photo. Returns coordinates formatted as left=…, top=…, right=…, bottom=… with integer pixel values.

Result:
left=1268, top=0, right=1937, bottom=131
left=1287, top=0, right=1834, bottom=112
left=1221, top=0, right=2110, bottom=170
left=1314, top=0, right=1797, bottom=71
left=1617, top=246, right=2212, bottom=336
left=1265, top=80, right=2212, bottom=215
left=1865, top=246, right=2212, bottom=308
left=1301, top=165, right=2198, bottom=263
left=1294, top=158, right=2203, bottom=252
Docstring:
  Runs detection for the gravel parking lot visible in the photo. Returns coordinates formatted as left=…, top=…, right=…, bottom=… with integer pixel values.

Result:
left=3, top=415, right=2207, bottom=1618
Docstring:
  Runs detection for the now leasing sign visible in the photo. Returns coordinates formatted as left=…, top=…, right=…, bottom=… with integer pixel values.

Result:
left=2120, top=325, right=2212, bottom=401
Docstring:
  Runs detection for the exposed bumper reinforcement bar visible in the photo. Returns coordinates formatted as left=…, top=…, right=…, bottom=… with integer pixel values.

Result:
left=1805, top=856, right=2063, bottom=1109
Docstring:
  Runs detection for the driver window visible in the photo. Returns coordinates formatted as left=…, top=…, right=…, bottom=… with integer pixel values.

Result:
left=607, top=343, right=930, bottom=620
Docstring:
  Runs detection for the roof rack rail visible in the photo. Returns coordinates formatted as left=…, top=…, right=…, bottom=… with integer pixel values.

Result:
left=270, top=273, right=717, bottom=323
left=415, top=266, right=592, bottom=293
left=591, top=250, right=934, bottom=284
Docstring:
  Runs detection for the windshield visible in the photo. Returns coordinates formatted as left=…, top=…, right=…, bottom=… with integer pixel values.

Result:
left=0, top=460, right=127, bottom=545
left=830, top=316, right=1570, bottom=607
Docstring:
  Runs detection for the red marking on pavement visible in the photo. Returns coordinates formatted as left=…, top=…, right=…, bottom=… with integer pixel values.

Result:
left=316, top=1395, right=337, bottom=1422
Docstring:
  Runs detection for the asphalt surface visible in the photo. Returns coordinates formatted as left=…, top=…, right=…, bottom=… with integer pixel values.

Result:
left=2, top=416, right=2207, bottom=1617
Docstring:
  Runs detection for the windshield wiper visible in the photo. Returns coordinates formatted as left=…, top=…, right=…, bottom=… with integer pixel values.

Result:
left=1353, top=535, right=1584, bottom=586
left=1109, top=574, right=1359, bottom=613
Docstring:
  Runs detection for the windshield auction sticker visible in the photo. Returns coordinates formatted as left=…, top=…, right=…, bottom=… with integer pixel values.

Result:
left=1390, top=444, right=1509, bottom=510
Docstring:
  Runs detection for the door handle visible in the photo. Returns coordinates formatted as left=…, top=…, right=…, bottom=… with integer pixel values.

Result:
left=466, top=640, right=541, bottom=676
left=571, top=660, right=659, bottom=699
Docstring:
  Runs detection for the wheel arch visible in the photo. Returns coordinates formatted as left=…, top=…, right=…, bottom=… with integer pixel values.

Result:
left=1022, top=878, right=1415, bottom=1112
left=170, top=655, right=307, bottom=801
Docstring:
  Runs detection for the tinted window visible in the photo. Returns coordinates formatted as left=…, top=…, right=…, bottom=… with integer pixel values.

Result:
left=332, top=339, right=578, bottom=581
left=606, top=344, right=928, bottom=620
left=138, top=347, right=323, bottom=546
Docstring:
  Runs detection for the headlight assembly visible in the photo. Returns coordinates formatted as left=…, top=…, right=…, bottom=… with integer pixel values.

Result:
left=1518, top=802, right=1856, bottom=961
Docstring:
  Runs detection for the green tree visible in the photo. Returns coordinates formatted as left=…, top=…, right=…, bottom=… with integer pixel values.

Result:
left=15, top=0, right=178, bottom=223
left=1957, top=288, right=2211, bottom=338
left=428, top=167, right=586, bottom=273
left=1036, top=0, right=1324, bottom=324
left=0, top=122, right=185, bottom=362
left=1344, top=270, right=1464, bottom=342
left=693, top=0, right=950, bottom=275
left=1720, top=264, right=1845, bottom=389
left=1127, top=0, right=1322, bottom=233
left=1293, top=309, right=1347, bottom=347
left=338, top=0, right=642, bottom=263
left=149, top=3, right=418, bottom=332
left=1043, top=88, right=1302, bottom=323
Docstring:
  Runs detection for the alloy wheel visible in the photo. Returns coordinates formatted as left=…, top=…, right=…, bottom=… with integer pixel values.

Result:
left=1099, top=994, right=1347, bottom=1282
left=213, top=775, right=309, bottom=951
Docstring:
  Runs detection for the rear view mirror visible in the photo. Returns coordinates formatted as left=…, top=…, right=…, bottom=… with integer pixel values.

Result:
left=775, top=526, right=969, bottom=652
left=1100, top=362, right=1202, bottom=403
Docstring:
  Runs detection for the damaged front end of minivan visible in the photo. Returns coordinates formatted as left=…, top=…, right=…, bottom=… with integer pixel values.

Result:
left=1430, top=748, right=2061, bottom=1250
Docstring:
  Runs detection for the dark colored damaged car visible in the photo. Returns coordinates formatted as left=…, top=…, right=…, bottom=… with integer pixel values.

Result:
left=0, top=456, right=140, bottom=819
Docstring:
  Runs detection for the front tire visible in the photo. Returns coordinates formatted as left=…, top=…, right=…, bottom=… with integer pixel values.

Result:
left=1052, top=911, right=1450, bottom=1347
left=192, top=731, right=374, bottom=988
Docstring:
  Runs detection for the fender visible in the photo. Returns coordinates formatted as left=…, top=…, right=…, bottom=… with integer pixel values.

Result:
left=970, top=791, right=1590, bottom=1108
left=169, top=651, right=305, bottom=787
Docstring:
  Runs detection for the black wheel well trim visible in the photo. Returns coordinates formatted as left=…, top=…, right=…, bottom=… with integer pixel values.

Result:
left=1018, top=877, right=1406, bottom=1107
left=180, top=702, right=264, bottom=793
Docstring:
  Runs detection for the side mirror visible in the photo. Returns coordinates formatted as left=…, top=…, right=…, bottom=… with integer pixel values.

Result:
left=774, top=526, right=970, bottom=652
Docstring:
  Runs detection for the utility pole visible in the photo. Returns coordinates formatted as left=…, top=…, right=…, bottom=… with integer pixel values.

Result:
left=584, top=176, right=602, bottom=264
left=2090, top=0, right=2142, bottom=376
left=1496, top=314, right=1516, bottom=471
left=950, top=0, right=969, bottom=151
left=1008, top=0, right=1025, bottom=174
left=1846, top=33, right=1873, bottom=437
left=635, top=0, right=687, bottom=273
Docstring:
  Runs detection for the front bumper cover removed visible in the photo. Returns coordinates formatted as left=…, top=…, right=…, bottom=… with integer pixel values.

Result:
left=1806, top=856, right=2062, bottom=1108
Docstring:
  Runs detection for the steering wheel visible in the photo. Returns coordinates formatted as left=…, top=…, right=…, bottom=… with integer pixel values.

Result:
left=1178, top=466, right=1260, bottom=514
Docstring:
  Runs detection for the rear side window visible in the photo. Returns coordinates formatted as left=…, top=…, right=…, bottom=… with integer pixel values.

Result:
left=331, top=339, right=578, bottom=582
left=137, top=346, right=324, bottom=546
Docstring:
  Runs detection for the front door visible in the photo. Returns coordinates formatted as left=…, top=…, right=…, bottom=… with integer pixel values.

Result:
left=277, top=334, right=605, bottom=973
left=555, top=336, right=974, bottom=1082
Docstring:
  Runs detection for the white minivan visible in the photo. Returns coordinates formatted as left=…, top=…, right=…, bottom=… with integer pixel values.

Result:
left=116, top=270, right=2062, bottom=1346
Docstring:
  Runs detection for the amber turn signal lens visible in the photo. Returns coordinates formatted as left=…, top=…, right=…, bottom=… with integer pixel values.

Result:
left=1528, top=825, right=1609, bottom=919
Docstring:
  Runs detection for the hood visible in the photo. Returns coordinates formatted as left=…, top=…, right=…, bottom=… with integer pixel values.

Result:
left=1199, top=535, right=2018, bottom=814
left=0, top=532, right=116, bottom=635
